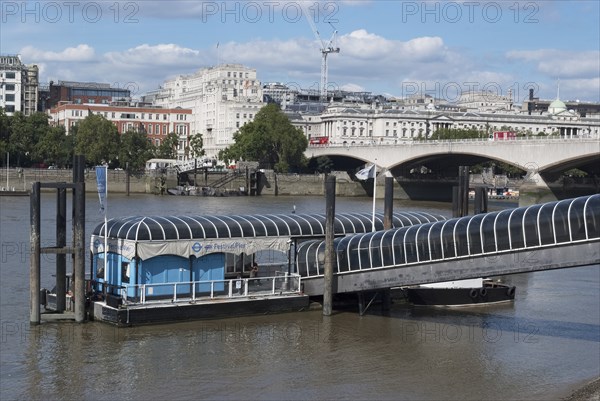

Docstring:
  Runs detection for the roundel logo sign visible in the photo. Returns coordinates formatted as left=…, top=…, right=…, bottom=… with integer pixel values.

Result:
left=192, top=242, right=202, bottom=253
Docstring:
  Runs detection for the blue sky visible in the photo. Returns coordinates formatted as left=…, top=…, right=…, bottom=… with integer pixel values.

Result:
left=2, top=0, right=599, bottom=103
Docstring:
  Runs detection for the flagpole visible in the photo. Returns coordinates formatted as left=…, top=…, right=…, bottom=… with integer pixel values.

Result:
left=371, top=163, right=377, bottom=232
left=103, top=166, right=108, bottom=290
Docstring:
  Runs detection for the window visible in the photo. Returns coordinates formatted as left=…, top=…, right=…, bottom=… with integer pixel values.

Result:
left=5, top=72, right=15, bottom=79
left=149, top=114, right=152, bottom=120
left=156, top=124, right=160, bottom=134
left=5, top=94, right=15, bottom=102
left=163, top=114, right=167, bottom=120
left=5, top=84, right=15, bottom=91
left=148, top=125, right=152, bottom=134
left=121, top=262, right=130, bottom=283
left=163, top=125, right=167, bottom=135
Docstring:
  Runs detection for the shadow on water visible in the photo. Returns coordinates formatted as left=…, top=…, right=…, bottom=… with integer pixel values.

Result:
left=365, top=302, right=600, bottom=343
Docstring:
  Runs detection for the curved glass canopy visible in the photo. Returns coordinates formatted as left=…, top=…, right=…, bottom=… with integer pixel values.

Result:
left=296, top=194, right=600, bottom=277
left=92, top=211, right=447, bottom=241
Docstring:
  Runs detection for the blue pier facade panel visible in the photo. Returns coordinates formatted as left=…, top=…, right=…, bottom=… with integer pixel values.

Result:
left=93, top=253, right=135, bottom=296
left=139, top=255, right=190, bottom=298
left=192, top=254, right=225, bottom=293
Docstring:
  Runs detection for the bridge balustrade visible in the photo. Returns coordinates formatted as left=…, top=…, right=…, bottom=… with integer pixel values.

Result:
left=296, top=194, right=600, bottom=277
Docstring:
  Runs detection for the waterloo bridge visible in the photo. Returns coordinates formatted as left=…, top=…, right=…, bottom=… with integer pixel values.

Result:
left=305, top=137, right=600, bottom=203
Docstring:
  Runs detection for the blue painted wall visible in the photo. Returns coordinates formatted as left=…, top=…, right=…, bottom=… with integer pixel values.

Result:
left=192, top=253, right=225, bottom=293
left=94, top=252, right=227, bottom=300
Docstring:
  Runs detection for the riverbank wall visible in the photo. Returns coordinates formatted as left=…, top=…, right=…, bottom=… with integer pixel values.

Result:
left=1, top=168, right=594, bottom=203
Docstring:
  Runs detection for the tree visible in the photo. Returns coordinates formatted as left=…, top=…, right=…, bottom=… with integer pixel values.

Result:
left=156, top=132, right=179, bottom=159
left=315, top=156, right=334, bottom=174
left=188, top=134, right=205, bottom=159
left=427, top=128, right=483, bottom=140
left=119, top=130, right=156, bottom=170
left=74, top=114, right=120, bottom=166
left=0, top=109, right=10, bottom=164
left=220, top=104, right=308, bottom=172
left=9, top=112, right=50, bottom=166
left=35, top=125, right=73, bottom=167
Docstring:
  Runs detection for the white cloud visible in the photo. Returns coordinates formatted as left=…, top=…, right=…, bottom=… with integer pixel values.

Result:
left=104, top=44, right=202, bottom=68
left=20, top=44, right=95, bottom=62
left=340, top=83, right=366, bottom=92
left=19, top=32, right=600, bottom=103
left=506, top=50, right=600, bottom=79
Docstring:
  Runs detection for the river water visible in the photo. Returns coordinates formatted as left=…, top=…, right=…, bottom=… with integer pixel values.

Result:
left=1, top=193, right=598, bottom=400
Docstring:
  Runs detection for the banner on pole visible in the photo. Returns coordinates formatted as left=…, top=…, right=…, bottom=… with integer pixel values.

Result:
left=96, top=166, right=107, bottom=213
left=355, top=164, right=376, bottom=181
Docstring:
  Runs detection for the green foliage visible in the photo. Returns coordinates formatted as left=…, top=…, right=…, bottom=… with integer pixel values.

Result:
left=471, top=161, right=525, bottom=178
left=564, top=168, right=587, bottom=177
left=0, top=109, right=9, bottom=162
left=427, top=128, right=485, bottom=140
left=35, top=125, right=73, bottom=167
left=188, top=134, right=205, bottom=159
left=8, top=112, right=50, bottom=166
left=156, top=132, right=179, bottom=159
left=220, top=104, right=308, bottom=172
left=119, top=130, right=156, bottom=170
left=74, top=114, right=120, bottom=166
left=315, top=156, right=334, bottom=174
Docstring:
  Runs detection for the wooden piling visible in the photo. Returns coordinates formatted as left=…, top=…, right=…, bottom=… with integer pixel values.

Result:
left=384, top=176, right=393, bottom=230
left=323, top=174, right=336, bottom=316
left=474, top=187, right=488, bottom=214
left=73, top=156, right=86, bottom=323
left=56, top=186, right=67, bottom=312
left=452, top=186, right=460, bottom=218
left=29, top=182, right=41, bottom=324
left=459, top=166, right=470, bottom=217
left=125, top=162, right=130, bottom=196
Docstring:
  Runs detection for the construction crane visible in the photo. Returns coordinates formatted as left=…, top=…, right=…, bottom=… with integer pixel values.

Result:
left=302, top=6, right=340, bottom=103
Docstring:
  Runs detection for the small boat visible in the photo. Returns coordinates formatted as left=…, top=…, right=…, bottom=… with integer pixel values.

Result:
left=0, top=188, right=29, bottom=196
left=405, top=278, right=516, bottom=306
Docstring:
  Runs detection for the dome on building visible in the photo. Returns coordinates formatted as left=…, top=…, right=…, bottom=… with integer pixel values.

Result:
left=548, top=99, right=567, bottom=115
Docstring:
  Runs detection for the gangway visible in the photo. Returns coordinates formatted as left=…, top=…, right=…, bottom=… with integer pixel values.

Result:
left=297, top=194, right=600, bottom=295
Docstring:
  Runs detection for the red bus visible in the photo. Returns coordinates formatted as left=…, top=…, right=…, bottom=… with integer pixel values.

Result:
left=309, top=136, right=329, bottom=145
left=492, top=131, right=516, bottom=140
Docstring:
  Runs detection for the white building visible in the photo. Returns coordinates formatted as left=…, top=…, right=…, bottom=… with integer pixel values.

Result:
left=456, top=91, right=514, bottom=112
left=148, top=64, right=263, bottom=158
left=292, top=101, right=600, bottom=145
left=0, top=55, right=39, bottom=116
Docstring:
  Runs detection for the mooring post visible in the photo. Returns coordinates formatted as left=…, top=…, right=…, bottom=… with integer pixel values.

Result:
left=56, top=186, right=67, bottom=312
left=457, top=166, right=470, bottom=217
left=323, top=174, right=336, bottom=316
left=474, top=187, right=488, bottom=214
left=73, top=155, right=86, bottom=323
left=30, top=181, right=41, bottom=324
left=452, top=186, right=460, bottom=218
left=125, top=162, right=130, bottom=196
left=384, top=176, right=394, bottom=230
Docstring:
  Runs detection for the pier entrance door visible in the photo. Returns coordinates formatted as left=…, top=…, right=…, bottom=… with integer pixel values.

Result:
left=192, top=253, right=225, bottom=294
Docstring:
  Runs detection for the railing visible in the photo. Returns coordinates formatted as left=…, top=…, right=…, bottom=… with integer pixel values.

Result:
left=115, top=273, right=302, bottom=306
left=311, top=136, right=599, bottom=148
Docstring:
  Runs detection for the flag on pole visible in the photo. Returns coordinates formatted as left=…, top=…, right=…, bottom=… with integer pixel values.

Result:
left=355, top=164, right=376, bottom=181
left=96, top=166, right=107, bottom=214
